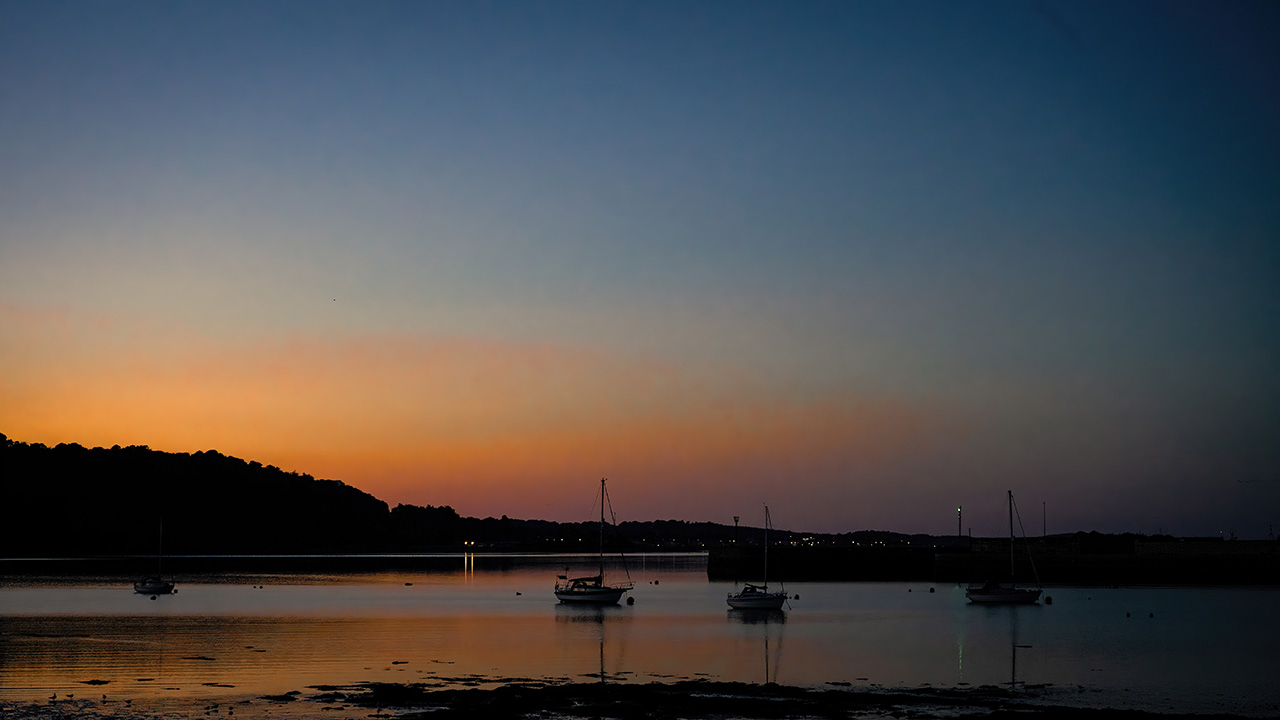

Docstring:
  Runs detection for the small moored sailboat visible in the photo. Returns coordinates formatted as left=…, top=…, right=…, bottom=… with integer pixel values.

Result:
left=133, top=575, right=175, bottom=595
left=966, top=491, right=1041, bottom=604
left=727, top=505, right=789, bottom=611
left=134, top=518, right=176, bottom=595
left=554, top=478, right=634, bottom=605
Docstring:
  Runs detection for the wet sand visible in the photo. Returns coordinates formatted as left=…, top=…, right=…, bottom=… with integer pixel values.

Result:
left=3, top=679, right=1266, bottom=720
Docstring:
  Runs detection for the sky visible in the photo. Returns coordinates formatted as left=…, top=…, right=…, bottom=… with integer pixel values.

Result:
left=2, top=0, right=1278, bottom=538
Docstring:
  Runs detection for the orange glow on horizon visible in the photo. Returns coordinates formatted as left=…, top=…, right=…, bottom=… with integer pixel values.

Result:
left=2, top=307, right=952, bottom=525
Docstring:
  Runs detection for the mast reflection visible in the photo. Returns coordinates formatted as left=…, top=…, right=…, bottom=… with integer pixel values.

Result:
left=1004, top=603, right=1039, bottom=693
left=966, top=599, right=1040, bottom=693
left=553, top=604, right=631, bottom=684
left=727, top=608, right=786, bottom=684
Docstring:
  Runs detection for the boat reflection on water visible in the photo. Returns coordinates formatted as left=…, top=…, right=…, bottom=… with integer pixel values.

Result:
left=553, top=603, right=631, bottom=623
left=727, top=608, right=787, bottom=625
left=965, top=602, right=1037, bottom=693
left=728, top=608, right=786, bottom=684
left=1004, top=604, right=1034, bottom=694
left=553, top=603, right=634, bottom=684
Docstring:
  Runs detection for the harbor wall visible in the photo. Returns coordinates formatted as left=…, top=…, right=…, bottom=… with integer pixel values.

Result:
left=709, top=538, right=1280, bottom=586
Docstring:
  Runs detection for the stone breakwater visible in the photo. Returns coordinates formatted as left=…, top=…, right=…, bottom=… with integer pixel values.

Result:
left=709, top=538, right=1280, bottom=585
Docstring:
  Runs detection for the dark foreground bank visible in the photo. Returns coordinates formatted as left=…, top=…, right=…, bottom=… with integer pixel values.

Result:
left=3, top=680, right=1272, bottom=720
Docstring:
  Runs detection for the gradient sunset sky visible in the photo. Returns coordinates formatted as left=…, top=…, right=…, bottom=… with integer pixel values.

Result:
left=3, top=1, right=1277, bottom=537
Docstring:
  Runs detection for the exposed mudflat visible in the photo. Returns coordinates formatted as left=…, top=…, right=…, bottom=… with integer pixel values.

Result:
left=3, top=679, right=1267, bottom=720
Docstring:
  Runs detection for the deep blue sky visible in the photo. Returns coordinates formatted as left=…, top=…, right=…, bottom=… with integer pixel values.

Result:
left=2, top=1, right=1278, bottom=536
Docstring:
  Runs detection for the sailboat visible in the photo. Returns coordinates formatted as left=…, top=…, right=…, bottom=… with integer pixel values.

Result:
left=966, top=491, right=1041, bottom=604
left=727, top=505, right=789, bottom=610
left=554, top=478, right=634, bottom=604
left=134, top=518, right=176, bottom=595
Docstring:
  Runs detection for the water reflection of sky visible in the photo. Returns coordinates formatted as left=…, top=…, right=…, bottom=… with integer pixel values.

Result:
left=1, top=560, right=1278, bottom=717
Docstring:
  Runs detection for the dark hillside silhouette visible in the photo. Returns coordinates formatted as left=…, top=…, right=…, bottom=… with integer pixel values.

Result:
left=6, top=433, right=1274, bottom=586
left=1, top=433, right=801, bottom=557
left=1, top=434, right=393, bottom=555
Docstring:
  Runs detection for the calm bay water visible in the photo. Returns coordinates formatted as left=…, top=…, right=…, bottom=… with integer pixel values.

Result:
left=2, top=554, right=1278, bottom=717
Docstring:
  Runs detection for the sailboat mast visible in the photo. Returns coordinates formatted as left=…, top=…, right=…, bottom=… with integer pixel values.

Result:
left=158, top=516, right=164, bottom=576
left=1007, top=490, right=1014, bottom=579
left=599, top=478, right=606, bottom=576
left=763, top=505, right=770, bottom=588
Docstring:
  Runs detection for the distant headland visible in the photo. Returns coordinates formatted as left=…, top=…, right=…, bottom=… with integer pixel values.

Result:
left=3, top=433, right=1276, bottom=584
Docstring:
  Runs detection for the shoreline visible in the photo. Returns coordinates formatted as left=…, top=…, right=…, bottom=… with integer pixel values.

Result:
left=4, top=542, right=1278, bottom=587
left=3, top=678, right=1272, bottom=720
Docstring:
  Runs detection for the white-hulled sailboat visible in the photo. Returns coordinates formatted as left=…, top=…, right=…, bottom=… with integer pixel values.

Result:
left=554, top=478, right=634, bottom=605
left=134, top=518, right=176, bottom=595
left=727, top=506, right=789, bottom=610
left=966, top=491, right=1041, bottom=604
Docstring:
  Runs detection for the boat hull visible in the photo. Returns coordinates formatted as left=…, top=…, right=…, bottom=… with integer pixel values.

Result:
left=555, top=587, right=629, bottom=604
left=726, top=593, right=788, bottom=610
left=134, top=579, right=175, bottom=595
